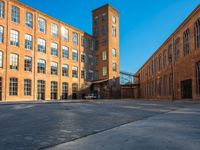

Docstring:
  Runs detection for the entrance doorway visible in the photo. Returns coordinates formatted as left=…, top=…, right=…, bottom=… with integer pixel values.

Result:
left=181, top=79, right=192, bottom=99
left=37, top=80, right=45, bottom=100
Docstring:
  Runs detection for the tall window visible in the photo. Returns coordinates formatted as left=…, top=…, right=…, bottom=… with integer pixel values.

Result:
left=38, top=18, right=46, bottom=33
left=195, top=19, right=200, bottom=49
left=0, top=1, right=4, bottom=18
left=159, top=77, right=162, bottom=96
left=24, top=79, right=31, bottom=96
left=51, top=43, right=58, bottom=56
left=81, top=53, right=86, bottom=63
left=24, top=56, right=32, bottom=72
left=11, top=6, right=20, bottom=23
left=102, top=25, right=107, bottom=36
left=62, top=64, right=69, bottom=77
left=81, top=69, right=86, bottom=79
left=163, top=50, right=166, bottom=67
left=169, top=73, right=172, bottom=96
left=72, top=83, right=78, bottom=94
left=72, top=49, right=78, bottom=61
left=10, top=54, right=18, bottom=70
left=168, top=44, right=173, bottom=64
left=112, top=16, right=116, bottom=24
left=51, top=81, right=58, bottom=100
left=51, top=62, right=58, bottom=75
left=112, top=48, right=117, bottom=57
left=103, top=66, right=107, bottom=76
left=9, top=78, right=18, bottom=96
left=25, top=34, right=32, bottom=50
left=112, top=63, right=117, bottom=72
left=37, top=59, right=46, bottom=74
left=51, top=23, right=58, bottom=38
left=102, top=13, right=106, bottom=22
left=61, top=27, right=69, bottom=42
left=0, top=51, right=2, bottom=68
left=102, top=51, right=107, bottom=60
left=112, top=26, right=116, bottom=37
left=183, top=29, right=190, bottom=56
left=38, top=38, right=46, bottom=53
left=196, top=61, right=200, bottom=94
left=62, top=46, right=69, bottom=59
left=89, top=55, right=94, bottom=66
left=25, top=12, right=33, bottom=28
left=89, top=70, right=94, bottom=81
left=37, top=80, right=45, bottom=100
left=72, top=66, right=78, bottom=78
left=62, top=82, right=68, bottom=99
left=175, top=38, right=180, bottom=60
left=72, top=32, right=78, bottom=45
left=10, top=30, right=19, bottom=46
left=163, top=75, right=167, bottom=96
left=0, top=26, right=4, bottom=43
left=158, top=54, right=162, bottom=71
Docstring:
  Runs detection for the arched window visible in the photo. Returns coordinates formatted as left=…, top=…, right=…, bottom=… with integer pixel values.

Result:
left=0, top=26, right=4, bottom=43
left=0, top=1, right=4, bottom=18
left=194, top=18, right=200, bottom=48
left=183, top=29, right=190, bottom=56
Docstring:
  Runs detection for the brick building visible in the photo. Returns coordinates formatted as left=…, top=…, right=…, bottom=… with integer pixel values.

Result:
left=135, top=5, right=200, bottom=100
left=0, top=0, right=120, bottom=101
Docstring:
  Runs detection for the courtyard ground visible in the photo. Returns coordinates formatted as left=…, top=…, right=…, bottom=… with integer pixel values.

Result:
left=0, top=99, right=200, bottom=150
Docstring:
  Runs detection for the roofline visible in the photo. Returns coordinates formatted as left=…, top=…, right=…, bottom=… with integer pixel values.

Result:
left=92, top=3, right=120, bottom=15
left=16, top=0, right=93, bottom=36
left=135, top=4, right=200, bottom=75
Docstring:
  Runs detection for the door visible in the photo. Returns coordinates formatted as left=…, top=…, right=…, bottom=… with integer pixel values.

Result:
left=37, top=80, right=45, bottom=100
left=181, top=79, right=192, bottom=99
left=0, top=77, right=2, bottom=101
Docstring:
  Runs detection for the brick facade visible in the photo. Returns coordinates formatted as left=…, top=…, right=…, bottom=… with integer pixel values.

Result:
left=135, top=5, right=200, bottom=101
left=0, top=0, right=120, bottom=101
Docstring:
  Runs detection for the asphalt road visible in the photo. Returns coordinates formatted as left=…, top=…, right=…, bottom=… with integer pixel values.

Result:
left=0, top=100, right=200, bottom=150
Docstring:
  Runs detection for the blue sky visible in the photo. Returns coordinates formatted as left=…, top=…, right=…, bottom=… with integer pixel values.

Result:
left=21, top=0, right=200, bottom=74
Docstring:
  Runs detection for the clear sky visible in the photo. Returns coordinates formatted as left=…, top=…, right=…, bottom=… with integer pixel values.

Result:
left=21, top=0, right=200, bottom=74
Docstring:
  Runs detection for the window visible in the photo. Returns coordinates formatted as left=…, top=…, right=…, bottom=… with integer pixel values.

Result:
left=72, top=49, right=78, bottom=61
left=169, top=73, right=172, bottom=96
left=168, top=44, right=173, bottom=64
left=163, top=50, right=166, bottom=67
left=73, top=32, right=78, bottom=45
left=62, top=46, right=69, bottom=59
left=196, top=61, right=200, bottom=94
left=102, top=25, right=106, bottom=36
left=38, top=18, right=46, bottom=33
left=0, top=1, right=4, bottom=18
left=51, top=23, right=58, bottom=38
left=89, top=55, right=94, bottom=66
left=158, top=54, right=162, bottom=71
left=93, top=16, right=98, bottom=26
left=10, top=30, right=19, bottom=46
left=11, top=6, right=20, bottom=23
left=195, top=19, right=200, bottom=49
left=24, top=56, right=32, bottom=72
left=51, top=81, right=58, bottom=100
left=51, top=62, right=58, bottom=75
left=51, top=42, right=58, bottom=56
left=183, top=29, right=190, bottom=56
left=89, top=70, right=94, bottom=81
left=81, top=36, right=87, bottom=47
left=62, top=64, right=68, bottom=77
left=102, top=13, right=106, bottom=22
left=95, top=40, right=99, bottom=51
left=72, top=83, right=78, bottom=94
left=25, top=34, right=32, bottom=50
left=81, top=69, right=86, bottom=79
left=25, top=12, right=33, bottom=28
left=9, top=78, right=18, bottom=96
left=62, top=82, right=68, bottom=99
left=112, top=26, right=116, bottom=37
left=89, top=39, right=94, bottom=51
left=102, top=51, right=107, bottom=60
left=37, top=59, right=46, bottom=74
left=113, top=63, right=117, bottom=72
left=159, top=77, right=162, bottom=96
left=163, top=75, right=167, bottom=96
left=24, top=79, right=31, bottom=96
left=175, top=38, right=180, bottom=60
left=81, top=53, right=86, bottom=63
left=112, top=16, right=116, bottom=24
left=10, top=54, right=18, bottom=70
left=72, top=66, right=78, bottom=78
left=0, top=26, right=3, bottom=43
left=38, top=38, right=46, bottom=53
left=112, top=48, right=117, bottom=57
left=61, top=27, right=69, bottom=42
left=94, top=27, right=98, bottom=37
left=103, top=66, right=107, bottom=76
left=37, top=80, right=45, bottom=100
left=0, top=51, right=2, bottom=68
